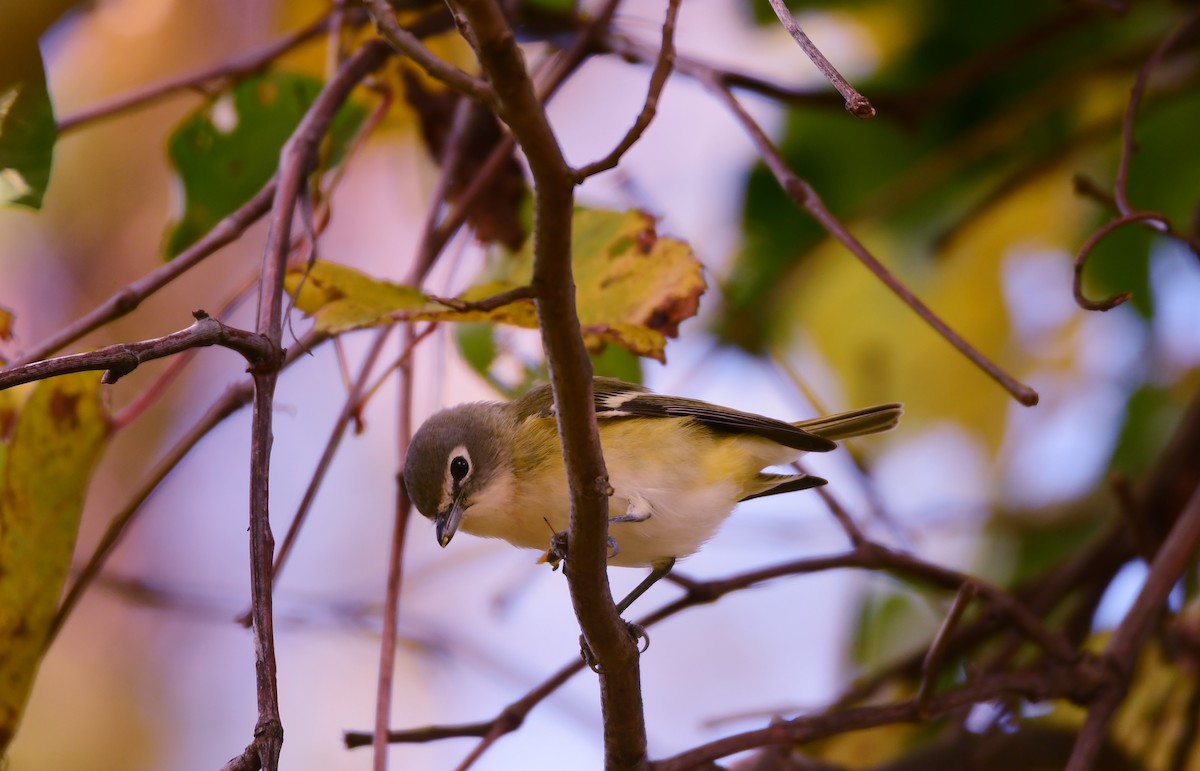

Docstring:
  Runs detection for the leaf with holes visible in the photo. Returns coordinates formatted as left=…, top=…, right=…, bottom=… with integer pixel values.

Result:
left=0, top=46, right=55, bottom=210
left=163, top=70, right=366, bottom=257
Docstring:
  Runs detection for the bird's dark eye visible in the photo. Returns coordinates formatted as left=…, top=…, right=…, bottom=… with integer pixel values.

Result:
left=450, top=456, right=469, bottom=481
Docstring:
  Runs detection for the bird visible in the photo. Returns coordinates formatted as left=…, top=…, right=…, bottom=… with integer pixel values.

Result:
left=403, top=377, right=901, bottom=594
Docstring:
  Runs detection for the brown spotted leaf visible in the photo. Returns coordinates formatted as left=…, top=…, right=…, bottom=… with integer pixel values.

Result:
left=0, top=373, right=109, bottom=753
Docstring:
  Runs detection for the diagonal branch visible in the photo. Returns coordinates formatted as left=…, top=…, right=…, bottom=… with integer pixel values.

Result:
left=1065, top=485, right=1200, bottom=771
left=701, top=75, right=1039, bottom=407
left=764, top=0, right=874, bottom=118
left=367, top=0, right=495, bottom=104
left=12, top=181, right=276, bottom=367
left=572, top=0, right=682, bottom=181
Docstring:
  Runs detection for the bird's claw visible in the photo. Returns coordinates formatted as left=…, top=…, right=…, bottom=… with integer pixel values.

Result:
left=579, top=621, right=650, bottom=673
left=539, top=530, right=620, bottom=568
left=539, top=529, right=570, bottom=570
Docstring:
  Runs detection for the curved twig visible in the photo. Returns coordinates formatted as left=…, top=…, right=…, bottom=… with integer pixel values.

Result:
left=1071, top=210, right=1165, bottom=311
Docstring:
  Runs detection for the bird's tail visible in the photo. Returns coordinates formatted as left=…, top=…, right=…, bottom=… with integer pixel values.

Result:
left=794, top=403, right=903, bottom=441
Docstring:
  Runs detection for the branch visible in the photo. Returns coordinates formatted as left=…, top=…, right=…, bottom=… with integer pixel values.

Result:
left=1071, top=210, right=1165, bottom=311
left=448, top=0, right=649, bottom=767
left=1065, top=485, right=1200, bottom=771
left=650, top=662, right=1108, bottom=771
left=1073, top=6, right=1200, bottom=312
left=45, top=331, right=327, bottom=648
left=1113, top=7, right=1200, bottom=216
left=700, top=76, right=1039, bottom=407
left=230, top=38, right=392, bottom=771
left=11, top=181, right=276, bottom=367
left=367, top=0, right=495, bottom=104
left=764, top=0, right=874, bottom=118
left=425, top=285, right=536, bottom=313
left=0, top=311, right=272, bottom=390
left=572, top=0, right=681, bottom=181
left=346, top=536, right=1074, bottom=764
left=56, top=11, right=351, bottom=134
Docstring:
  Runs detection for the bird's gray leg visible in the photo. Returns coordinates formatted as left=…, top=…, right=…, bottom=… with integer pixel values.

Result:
left=580, top=558, right=675, bottom=671
left=603, top=494, right=654, bottom=559
left=615, top=557, right=675, bottom=614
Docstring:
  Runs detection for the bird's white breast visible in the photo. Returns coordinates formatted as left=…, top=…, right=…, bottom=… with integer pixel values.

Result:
left=456, top=418, right=801, bottom=567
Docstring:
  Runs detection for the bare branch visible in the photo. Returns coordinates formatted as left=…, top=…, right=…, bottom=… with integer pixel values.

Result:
left=231, top=38, right=392, bottom=770
left=366, top=0, right=495, bottom=104
left=1066, top=486, right=1200, bottom=771
left=0, top=311, right=273, bottom=390
left=650, top=662, right=1107, bottom=771
left=46, top=331, right=327, bottom=647
left=12, top=182, right=276, bottom=367
left=433, top=0, right=650, bottom=765
left=1071, top=210, right=1165, bottom=311
left=764, top=0, right=874, bottom=118
left=56, top=11, right=350, bottom=134
left=424, top=285, right=536, bottom=313
left=1113, top=7, right=1200, bottom=215
left=572, top=0, right=682, bottom=181
left=700, top=76, right=1039, bottom=407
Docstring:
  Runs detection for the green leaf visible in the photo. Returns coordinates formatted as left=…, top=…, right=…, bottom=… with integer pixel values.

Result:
left=163, top=70, right=366, bottom=257
left=590, top=343, right=642, bottom=383
left=453, top=322, right=498, bottom=377
left=0, top=373, right=110, bottom=753
left=0, top=46, right=56, bottom=210
left=286, top=208, right=707, bottom=362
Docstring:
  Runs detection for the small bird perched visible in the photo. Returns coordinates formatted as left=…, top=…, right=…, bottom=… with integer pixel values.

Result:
left=404, top=377, right=901, bottom=575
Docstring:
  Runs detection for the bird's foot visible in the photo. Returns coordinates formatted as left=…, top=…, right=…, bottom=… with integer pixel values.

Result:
left=539, top=529, right=620, bottom=569
left=580, top=622, right=650, bottom=673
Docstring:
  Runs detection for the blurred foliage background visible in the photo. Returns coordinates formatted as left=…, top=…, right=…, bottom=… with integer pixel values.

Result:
left=1, top=0, right=1199, bottom=768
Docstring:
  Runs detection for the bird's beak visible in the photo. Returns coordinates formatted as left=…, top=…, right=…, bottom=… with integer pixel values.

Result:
left=435, top=496, right=466, bottom=548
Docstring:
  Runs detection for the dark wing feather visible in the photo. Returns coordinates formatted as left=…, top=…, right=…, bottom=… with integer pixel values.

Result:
left=740, top=473, right=828, bottom=502
left=592, top=379, right=837, bottom=452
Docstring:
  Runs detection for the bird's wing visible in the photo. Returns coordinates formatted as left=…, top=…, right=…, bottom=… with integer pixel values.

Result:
left=591, top=380, right=837, bottom=452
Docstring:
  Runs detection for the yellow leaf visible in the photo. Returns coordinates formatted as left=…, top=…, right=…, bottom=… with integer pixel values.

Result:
left=775, top=172, right=1085, bottom=451
left=0, top=373, right=110, bottom=753
left=286, top=208, right=707, bottom=362
left=286, top=260, right=434, bottom=333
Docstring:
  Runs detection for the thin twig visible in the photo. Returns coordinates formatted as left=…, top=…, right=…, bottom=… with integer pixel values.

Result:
left=367, top=0, right=495, bottom=104
left=701, top=76, right=1038, bottom=407
left=56, top=11, right=351, bottom=134
left=112, top=274, right=258, bottom=431
left=572, top=0, right=682, bottom=181
left=0, top=311, right=272, bottom=391
left=234, top=39, right=392, bottom=771
left=1072, top=210, right=1165, bottom=311
left=917, top=582, right=977, bottom=715
left=233, top=327, right=396, bottom=628
left=424, top=285, right=536, bottom=313
left=1113, top=7, right=1200, bottom=215
left=372, top=325, right=418, bottom=771
left=763, top=0, right=874, bottom=118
